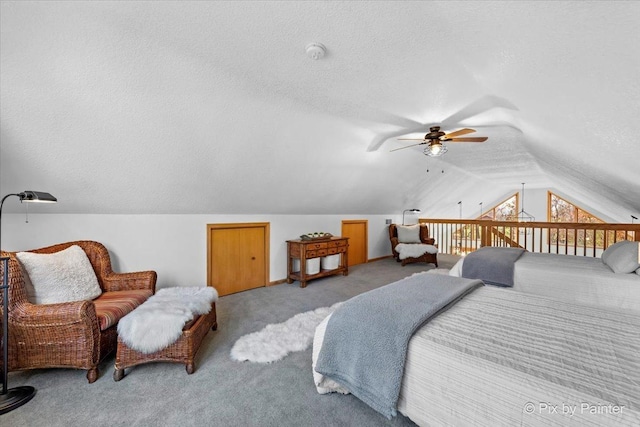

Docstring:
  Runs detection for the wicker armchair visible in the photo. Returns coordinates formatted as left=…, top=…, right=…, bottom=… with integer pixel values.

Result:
left=0, top=241, right=156, bottom=383
left=389, top=224, right=438, bottom=266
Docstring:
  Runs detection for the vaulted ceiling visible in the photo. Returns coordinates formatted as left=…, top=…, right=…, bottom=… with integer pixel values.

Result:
left=1, top=1, right=638, bottom=220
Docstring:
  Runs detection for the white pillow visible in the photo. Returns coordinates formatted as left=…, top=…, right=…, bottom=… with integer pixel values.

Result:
left=16, top=245, right=102, bottom=304
left=601, top=240, right=640, bottom=274
left=396, top=224, right=421, bottom=244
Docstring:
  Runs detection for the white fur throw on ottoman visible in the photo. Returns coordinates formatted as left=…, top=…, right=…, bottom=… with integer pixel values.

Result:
left=117, top=286, right=218, bottom=354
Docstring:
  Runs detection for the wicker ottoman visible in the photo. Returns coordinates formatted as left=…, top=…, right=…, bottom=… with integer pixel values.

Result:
left=113, top=302, right=217, bottom=381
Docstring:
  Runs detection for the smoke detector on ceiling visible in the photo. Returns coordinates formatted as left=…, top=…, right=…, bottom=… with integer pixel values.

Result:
left=305, top=43, right=326, bottom=60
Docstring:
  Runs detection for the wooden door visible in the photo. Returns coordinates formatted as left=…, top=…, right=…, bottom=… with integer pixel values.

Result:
left=342, top=220, right=368, bottom=266
left=207, top=223, right=269, bottom=296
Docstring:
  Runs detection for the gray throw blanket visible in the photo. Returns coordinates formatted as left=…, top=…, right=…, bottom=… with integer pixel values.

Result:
left=314, top=274, right=483, bottom=419
left=461, top=246, right=526, bottom=287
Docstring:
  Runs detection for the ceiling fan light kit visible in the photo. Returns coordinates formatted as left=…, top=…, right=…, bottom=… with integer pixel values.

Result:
left=393, top=126, right=487, bottom=157
left=424, top=142, right=448, bottom=157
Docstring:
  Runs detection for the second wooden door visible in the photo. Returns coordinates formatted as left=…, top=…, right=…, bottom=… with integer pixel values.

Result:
left=341, top=220, right=368, bottom=266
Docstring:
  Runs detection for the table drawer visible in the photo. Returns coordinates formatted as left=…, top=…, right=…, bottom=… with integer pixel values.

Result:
left=316, top=249, right=328, bottom=256
left=328, top=240, right=348, bottom=248
left=290, top=245, right=301, bottom=257
left=336, top=246, right=347, bottom=254
left=305, top=250, right=317, bottom=258
left=306, top=242, right=328, bottom=250
left=327, top=247, right=338, bottom=255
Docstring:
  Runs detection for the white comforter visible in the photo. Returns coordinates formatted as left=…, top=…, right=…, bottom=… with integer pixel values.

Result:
left=450, top=252, right=640, bottom=312
left=313, top=287, right=640, bottom=426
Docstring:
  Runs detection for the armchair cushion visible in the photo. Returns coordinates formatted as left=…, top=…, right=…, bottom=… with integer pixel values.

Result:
left=396, top=224, right=422, bottom=243
left=94, top=289, right=154, bottom=330
left=16, top=245, right=102, bottom=304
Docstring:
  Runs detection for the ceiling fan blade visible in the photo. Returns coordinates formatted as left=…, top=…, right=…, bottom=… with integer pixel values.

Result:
left=470, top=121, right=522, bottom=134
left=440, top=95, right=519, bottom=126
left=443, top=128, right=476, bottom=139
left=390, top=142, right=425, bottom=152
left=366, top=123, right=437, bottom=152
left=447, top=137, right=488, bottom=143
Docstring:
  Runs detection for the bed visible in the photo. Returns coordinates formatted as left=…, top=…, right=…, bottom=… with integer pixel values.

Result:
left=312, top=274, right=640, bottom=426
left=449, top=248, right=640, bottom=312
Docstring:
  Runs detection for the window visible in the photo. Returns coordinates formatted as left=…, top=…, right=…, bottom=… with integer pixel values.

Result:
left=478, top=193, right=518, bottom=221
left=453, top=193, right=520, bottom=253
left=546, top=191, right=620, bottom=247
left=548, top=192, right=603, bottom=223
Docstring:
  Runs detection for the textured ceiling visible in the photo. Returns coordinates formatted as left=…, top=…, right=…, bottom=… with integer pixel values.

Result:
left=1, top=1, right=639, bottom=219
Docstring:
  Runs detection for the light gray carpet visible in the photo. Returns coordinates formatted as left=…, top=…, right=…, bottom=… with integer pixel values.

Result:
left=3, top=255, right=460, bottom=427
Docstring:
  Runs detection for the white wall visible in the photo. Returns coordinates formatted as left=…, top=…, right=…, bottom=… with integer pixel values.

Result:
left=2, top=190, right=616, bottom=289
left=1, top=213, right=399, bottom=289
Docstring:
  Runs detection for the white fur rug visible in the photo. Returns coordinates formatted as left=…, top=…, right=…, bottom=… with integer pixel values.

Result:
left=230, top=302, right=342, bottom=363
left=118, top=286, right=218, bottom=354
left=230, top=268, right=451, bottom=364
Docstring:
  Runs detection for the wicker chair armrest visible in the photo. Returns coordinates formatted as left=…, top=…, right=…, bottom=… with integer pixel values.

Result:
left=12, top=299, right=97, bottom=327
left=102, top=270, right=157, bottom=293
left=390, top=237, right=400, bottom=247
left=423, top=238, right=436, bottom=245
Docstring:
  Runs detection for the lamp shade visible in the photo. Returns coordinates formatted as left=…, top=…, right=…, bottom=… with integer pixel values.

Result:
left=19, top=191, right=57, bottom=203
left=402, top=208, right=421, bottom=225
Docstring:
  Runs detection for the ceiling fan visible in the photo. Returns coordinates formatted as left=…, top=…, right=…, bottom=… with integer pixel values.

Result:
left=390, top=126, right=488, bottom=156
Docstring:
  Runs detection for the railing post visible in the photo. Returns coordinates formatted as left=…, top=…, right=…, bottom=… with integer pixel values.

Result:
left=480, top=222, right=490, bottom=247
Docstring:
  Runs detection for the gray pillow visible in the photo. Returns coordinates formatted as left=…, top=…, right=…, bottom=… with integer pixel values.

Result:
left=601, top=240, right=639, bottom=274
left=396, top=224, right=421, bottom=243
left=601, top=240, right=629, bottom=265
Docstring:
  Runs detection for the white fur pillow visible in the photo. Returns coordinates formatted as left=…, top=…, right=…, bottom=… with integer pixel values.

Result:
left=16, top=245, right=102, bottom=304
left=396, top=224, right=421, bottom=243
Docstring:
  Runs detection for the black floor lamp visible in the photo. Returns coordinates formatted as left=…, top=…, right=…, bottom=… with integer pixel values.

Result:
left=1, top=191, right=57, bottom=415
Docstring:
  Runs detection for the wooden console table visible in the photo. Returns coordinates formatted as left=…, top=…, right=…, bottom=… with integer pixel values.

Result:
left=286, top=237, right=349, bottom=288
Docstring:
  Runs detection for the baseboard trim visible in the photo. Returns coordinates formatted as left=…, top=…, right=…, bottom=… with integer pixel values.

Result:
left=270, top=255, right=393, bottom=285
left=268, top=279, right=287, bottom=287
left=367, top=255, right=393, bottom=262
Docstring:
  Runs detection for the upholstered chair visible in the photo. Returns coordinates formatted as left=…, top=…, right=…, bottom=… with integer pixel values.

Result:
left=388, top=224, right=438, bottom=266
